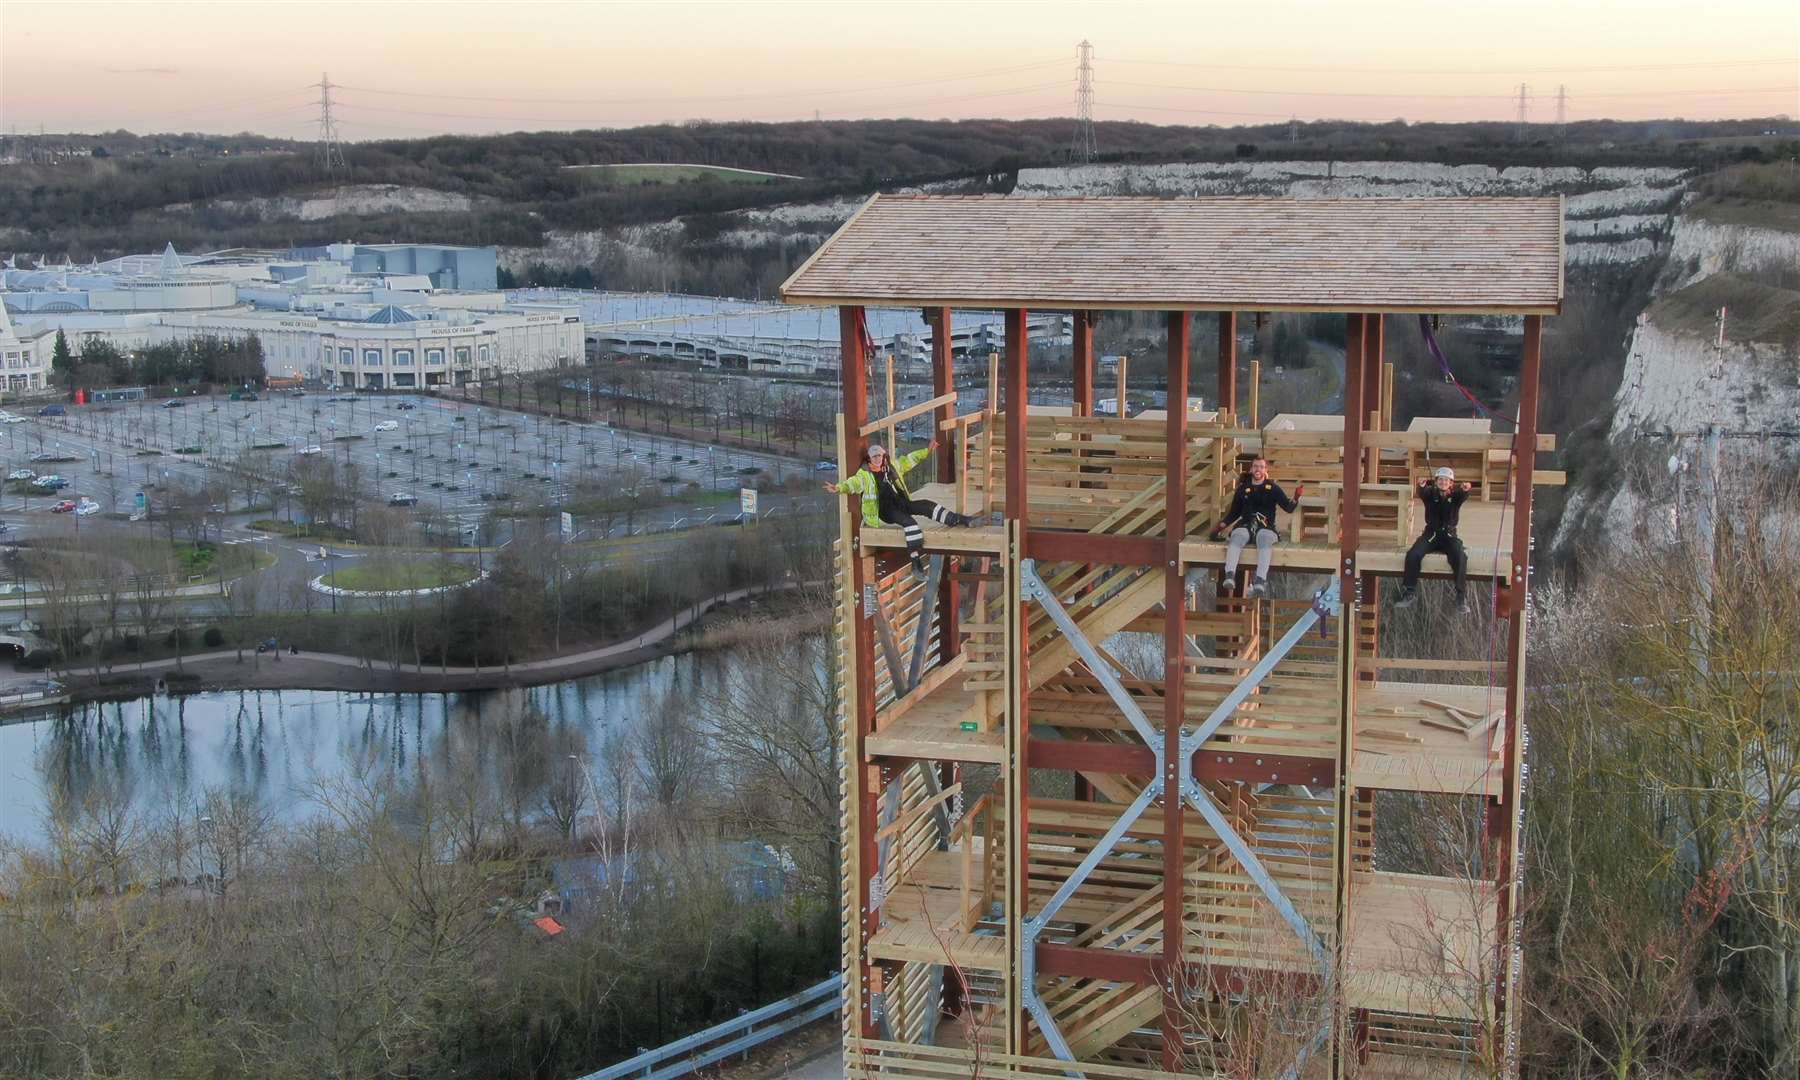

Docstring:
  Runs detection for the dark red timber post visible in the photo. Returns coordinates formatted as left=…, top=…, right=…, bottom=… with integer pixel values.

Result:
left=840, top=305, right=881, bottom=1039
left=1072, top=310, right=1095, bottom=417
left=1161, top=310, right=1191, bottom=1069
left=928, top=307, right=961, bottom=663
left=1331, top=312, right=1366, bottom=1073
left=1003, top=307, right=1032, bottom=1055
left=1217, top=311, right=1237, bottom=421
left=1492, top=314, right=1542, bottom=1063
left=1359, top=313, right=1385, bottom=682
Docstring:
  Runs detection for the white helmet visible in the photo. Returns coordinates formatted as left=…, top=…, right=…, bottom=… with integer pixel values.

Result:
left=1433, top=467, right=1456, bottom=480
left=867, top=442, right=887, bottom=458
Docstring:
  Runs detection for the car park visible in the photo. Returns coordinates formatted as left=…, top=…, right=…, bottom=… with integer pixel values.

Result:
left=50, top=500, right=77, bottom=513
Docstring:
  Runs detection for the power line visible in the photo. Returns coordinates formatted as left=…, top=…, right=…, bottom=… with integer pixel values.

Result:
left=331, top=59, right=1066, bottom=109
left=1071, top=39, right=1097, bottom=164
left=1514, top=83, right=1530, bottom=142
left=1100, top=54, right=1799, bottom=76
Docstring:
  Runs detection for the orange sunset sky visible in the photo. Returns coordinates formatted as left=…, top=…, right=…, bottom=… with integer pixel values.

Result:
left=1, top=0, right=1794, bottom=139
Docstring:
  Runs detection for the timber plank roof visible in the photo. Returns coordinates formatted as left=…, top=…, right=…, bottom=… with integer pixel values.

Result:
left=779, top=194, right=1564, bottom=315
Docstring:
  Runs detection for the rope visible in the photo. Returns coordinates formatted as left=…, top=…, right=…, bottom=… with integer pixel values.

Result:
left=1418, top=315, right=1513, bottom=429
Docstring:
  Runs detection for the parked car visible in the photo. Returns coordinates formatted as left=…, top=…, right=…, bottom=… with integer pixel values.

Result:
left=36, top=404, right=65, bottom=417
left=162, top=398, right=186, bottom=409
left=814, top=460, right=836, bottom=472
left=255, top=637, right=279, bottom=654
left=74, top=500, right=100, bottom=517
left=395, top=402, right=417, bottom=411
left=387, top=493, right=418, bottom=507
left=7, top=469, right=34, bottom=481
left=374, top=420, right=399, bottom=432
left=31, top=475, right=68, bottom=490
left=50, top=500, right=77, bottom=513
left=28, top=451, right=58, bottom=462
left=229, top=390, right=259, bottom=401
left=295, top=445, right=324, bottom=456
left=0, top=412, right=27, bottom=424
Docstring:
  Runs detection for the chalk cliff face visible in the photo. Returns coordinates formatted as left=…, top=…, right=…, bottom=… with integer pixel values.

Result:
left=1012, top=161, right=1688, bottom=269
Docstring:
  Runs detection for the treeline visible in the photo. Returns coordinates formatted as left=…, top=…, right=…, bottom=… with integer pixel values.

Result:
left=65, top=333, right=265, bottom=391
left=4, top=117, right=1792, bottom=259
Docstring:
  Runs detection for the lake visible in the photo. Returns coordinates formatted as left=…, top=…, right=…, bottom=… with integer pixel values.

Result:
left=0, top=643, right=814, bottom=847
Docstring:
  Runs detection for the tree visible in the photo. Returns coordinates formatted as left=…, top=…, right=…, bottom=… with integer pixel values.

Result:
left=50, top=329, right=73, bottom=395
left=697, top=598, right=841, bottom=895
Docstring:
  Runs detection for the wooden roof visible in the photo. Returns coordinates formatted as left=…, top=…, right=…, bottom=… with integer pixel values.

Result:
left=780, top=194, right=1564, bottom=315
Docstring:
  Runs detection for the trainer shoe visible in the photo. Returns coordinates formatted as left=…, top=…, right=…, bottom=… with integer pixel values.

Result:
left=1393, top=589, right=1419, bottom=610
left=911, top=560, right=928, bottom=582
left=1457, top=596, right=1472, bottom=614
left=1249, top=576, right=1268, bottom=598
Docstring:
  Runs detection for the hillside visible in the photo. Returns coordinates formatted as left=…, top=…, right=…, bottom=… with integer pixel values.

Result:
left=0, top=115, right=1789, bottom=261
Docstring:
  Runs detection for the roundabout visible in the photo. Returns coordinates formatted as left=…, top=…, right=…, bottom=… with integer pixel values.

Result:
left=310, top=561, right=485, bottom=598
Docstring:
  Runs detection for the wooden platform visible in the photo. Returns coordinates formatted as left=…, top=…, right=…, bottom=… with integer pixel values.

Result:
left=870, top=855, right=1008, bottom=971
left=1351, top=683, right=1506, bottom=796
left=1342, top=872, right=1491, bottom=1019
left=866, top=678, right=1004, bottom=764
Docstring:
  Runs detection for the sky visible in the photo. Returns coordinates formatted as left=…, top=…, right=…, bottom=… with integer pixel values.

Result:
left=0, top=0, right=1795, bottom=140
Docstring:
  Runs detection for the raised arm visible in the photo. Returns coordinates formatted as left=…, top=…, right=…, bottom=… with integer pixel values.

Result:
left=1274, top=483, right=1300, bottom=514
left=896, top=442, right=937, bottom=479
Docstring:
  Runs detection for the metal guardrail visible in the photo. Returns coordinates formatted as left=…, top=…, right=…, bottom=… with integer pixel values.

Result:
left=575, top=975, right=841, bottom=1080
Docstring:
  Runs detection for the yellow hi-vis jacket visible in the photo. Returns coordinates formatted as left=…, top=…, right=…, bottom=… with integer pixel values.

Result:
left=837, top=448, right=931, bottom=528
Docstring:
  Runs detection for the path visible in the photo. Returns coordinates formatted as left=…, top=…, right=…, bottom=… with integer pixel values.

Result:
left=53, top=583, right=796, bottom=689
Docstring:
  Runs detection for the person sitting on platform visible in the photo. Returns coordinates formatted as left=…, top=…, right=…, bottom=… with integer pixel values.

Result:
left=825, top=441, right=973, bottom=579
left=1393, top=466, right=1472, bottom=614
left=1192, top=456, right=1301, bottom=599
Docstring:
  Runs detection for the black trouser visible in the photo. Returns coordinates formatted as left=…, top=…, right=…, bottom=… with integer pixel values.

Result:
left=882, top=498, right=956, bottom=562
left=1403, top=530, right=1467, bottom=599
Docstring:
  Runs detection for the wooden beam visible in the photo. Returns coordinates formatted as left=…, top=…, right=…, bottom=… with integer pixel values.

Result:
left=1025, top=530, right=1161, bottom=566
left=1493, top=313, right=1542, bottom=1064
left=1161, top=309, right=1189, bottom=1071
left=929, top=306, right=956, bottom=485
left=1005, top=310, right=1029, bottom=523
left=857, top=391, right=958, bottom=438
left=1073, top=310, right=1095, bottom=418
left=839, top=308, right=881, bottom=1039
left=1218, top=311, right=1238, bottom=422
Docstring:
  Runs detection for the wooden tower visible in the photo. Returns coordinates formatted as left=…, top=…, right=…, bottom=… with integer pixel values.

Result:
left=783, top=195, right=1563, bottom=1078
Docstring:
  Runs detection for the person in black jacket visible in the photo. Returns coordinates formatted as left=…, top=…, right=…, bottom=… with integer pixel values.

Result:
left=1192, top=457, right=1301, bottom=598
left=1394, top=466, right=1472, bottom=613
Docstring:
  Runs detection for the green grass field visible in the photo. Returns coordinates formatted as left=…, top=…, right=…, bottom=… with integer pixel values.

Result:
left=567, top=163, right=800, bottom=185
left=325, top=562, right=479, bottom=592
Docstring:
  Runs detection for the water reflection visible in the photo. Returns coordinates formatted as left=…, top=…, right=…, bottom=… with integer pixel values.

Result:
left=0, top=648, right=759, bottom=846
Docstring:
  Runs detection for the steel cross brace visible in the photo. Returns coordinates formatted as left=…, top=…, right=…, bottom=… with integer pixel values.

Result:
left=1014, top=560, right=1340, bottom=1072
